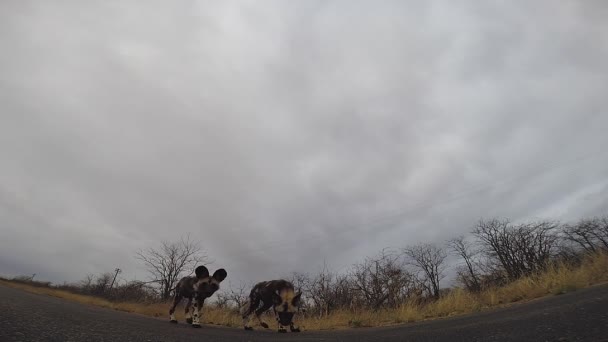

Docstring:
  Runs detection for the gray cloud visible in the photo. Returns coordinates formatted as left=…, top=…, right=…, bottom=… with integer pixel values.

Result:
left=1, top=0, right=607, bottom=287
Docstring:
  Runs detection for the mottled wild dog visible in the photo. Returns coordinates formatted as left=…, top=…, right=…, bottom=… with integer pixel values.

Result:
left=169, top=265, right=227, bottom=328
left=241, top=280, right=302, bottom=333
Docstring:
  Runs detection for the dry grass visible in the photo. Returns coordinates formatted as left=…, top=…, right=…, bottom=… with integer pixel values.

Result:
left=2, top=252, right=607, bottom=331
left=299, top=252, right=608, bottom=330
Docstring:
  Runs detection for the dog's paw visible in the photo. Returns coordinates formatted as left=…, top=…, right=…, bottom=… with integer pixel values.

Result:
left=192, top=323, right=201, bottom=328
left=290, top=326, right=301, bottom=333
left=244, top=326, right=254, bottom=331
left=169, top=319, right=178, bottom=324
left=260, top=322, right=269, bottom=329
left=278, top=328, right=287, bottom=333
left=186, top=318, right=193, bottom=324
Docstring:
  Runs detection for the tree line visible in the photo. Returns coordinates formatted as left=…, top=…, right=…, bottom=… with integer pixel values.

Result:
left=216, top=215, right=608, bottom=317
left=8, top=215, right=607, bottom=313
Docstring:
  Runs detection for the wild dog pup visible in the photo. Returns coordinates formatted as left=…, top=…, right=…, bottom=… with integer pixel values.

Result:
left=169, top=265, right=227, bottom=328
left=241, top=279, right=302, bottom=333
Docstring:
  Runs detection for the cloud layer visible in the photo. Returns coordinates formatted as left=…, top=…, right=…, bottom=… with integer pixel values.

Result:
left=1, top=0, right=607, bottom=286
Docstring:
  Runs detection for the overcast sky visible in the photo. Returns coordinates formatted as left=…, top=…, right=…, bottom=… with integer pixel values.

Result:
left=1, top=1, right=607, bottom=288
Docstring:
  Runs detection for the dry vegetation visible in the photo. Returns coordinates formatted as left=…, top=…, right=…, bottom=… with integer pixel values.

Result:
left=2, top=246, right=607, bottom=330
left=0, top=218, right=608, bottom=330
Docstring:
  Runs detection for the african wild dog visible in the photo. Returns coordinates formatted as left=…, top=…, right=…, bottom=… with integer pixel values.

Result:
left=169, top=265, right=227, bottom=328
left=241, top=279, right=302, bottom=333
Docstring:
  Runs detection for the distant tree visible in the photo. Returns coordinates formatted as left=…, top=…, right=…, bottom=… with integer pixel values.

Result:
left=447, top=236, right=481, bottom=292
left=351, top=249, right=413, bottom=309
left=287, top=272, right=310, bottom=296
left=472, top=219, right=559, bottom=280
left=563, top=217, right=608, bottom=253
left=304, top=264, right=340, bottom=317
left=93, top=272, right=114, bottom=295
left=402, top=243, right=447, bottom=299
left=135, top=235, right=208, bottom=300
left=80, top=273, right=95, bottom=292
left=216, top=282, right=250, bottom=310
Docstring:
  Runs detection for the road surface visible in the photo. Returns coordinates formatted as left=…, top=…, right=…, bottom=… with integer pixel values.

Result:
left=1, top=283, right=607, bottom=341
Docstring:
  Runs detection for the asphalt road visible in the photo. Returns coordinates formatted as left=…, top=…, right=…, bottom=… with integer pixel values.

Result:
left=1, top=284, right=607, bottom=342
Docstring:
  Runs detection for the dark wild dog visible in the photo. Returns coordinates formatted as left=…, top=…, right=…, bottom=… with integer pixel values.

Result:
left=241, top=279, right=302, bottom=333
left=169, top=265, right=227, bottom=328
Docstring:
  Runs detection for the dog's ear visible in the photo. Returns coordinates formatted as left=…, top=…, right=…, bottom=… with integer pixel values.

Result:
left=292, top=292, right=302, bottom=306
left=195, top=265, right=209, bottom=279
left=212, top=269, right=227, bottom=282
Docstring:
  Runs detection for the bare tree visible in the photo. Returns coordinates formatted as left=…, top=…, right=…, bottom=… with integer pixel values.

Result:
left=306, top=264, right=338, bottom=316
left=563, top=217, right=608, bottom=253
left=472, top=219, right=559, bottom=280
left=92, top=272, right=114, bottom=295
left=351, top=249, right=414, bottom=309
left=135, top=235, right=208, bottom=300
left=447, top=236, right=481, bottom=292
left=80, top=273, right=95, bottom=292
left=287, top=272, right=310, bottom=294
left=402, top=243, right=447, bottom=299
left=214, top=292, right=231, bottom=309
left=216, top=282, right=250, bottom=310
left=595, top=216, right=608, bottom=250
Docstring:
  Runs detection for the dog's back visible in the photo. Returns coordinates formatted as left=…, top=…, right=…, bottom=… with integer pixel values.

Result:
left=249, top=279, right=294, bottom=302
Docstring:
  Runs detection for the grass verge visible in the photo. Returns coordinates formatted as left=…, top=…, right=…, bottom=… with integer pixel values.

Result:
left=1, top=252, right=606, bottom=331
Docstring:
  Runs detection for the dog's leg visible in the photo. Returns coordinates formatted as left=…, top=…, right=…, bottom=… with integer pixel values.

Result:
left=272, top=308, right=287, bottom=333
left=242, top=314, right=252, bottom=331
left=241, top=301, right=253, bottom=330
left=191, top=298, right=203, bottom=328
left=290, top=322, right=301, bottom=333
left=289, top=312, right=301, bottom=332
left=169, top=293, right=182, bottom=323
left=184, top=298, right=193, bottom=324
left=255, top=302, right=272, bottom=329
left=241, top=300, right=256, bottom=331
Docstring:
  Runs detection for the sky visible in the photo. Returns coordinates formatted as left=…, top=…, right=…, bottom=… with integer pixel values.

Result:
left=1, top=0, right=607, bottom=289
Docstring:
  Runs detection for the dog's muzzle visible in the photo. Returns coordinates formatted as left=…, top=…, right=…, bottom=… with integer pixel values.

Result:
left=277, top=312, right=294, bottom=326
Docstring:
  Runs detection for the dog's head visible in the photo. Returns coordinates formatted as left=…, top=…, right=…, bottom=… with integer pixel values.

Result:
left=272, top=288, right=302, bottom=326
left=192, top=265, right=227, bottom=300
